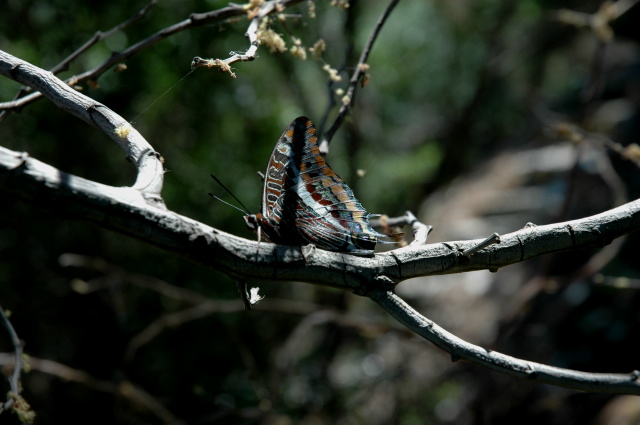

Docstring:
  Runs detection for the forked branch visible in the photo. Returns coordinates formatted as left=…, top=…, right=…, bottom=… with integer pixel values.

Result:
left=2, top=141, right=639, bottom=394
left=0, top=1, right=303, bottom=113
left=0, top=50, right=165, bottom=205
left=2, top=5, right=640, bottom=396
left=191, top=0, right=305, bottom=77
left=369, top=290, right=640, bottom=395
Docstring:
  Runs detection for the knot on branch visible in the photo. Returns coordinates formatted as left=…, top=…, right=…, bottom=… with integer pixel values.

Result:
left=9, top=63, right=21, bottom=79
left=8, top=151, right=29, bottom=170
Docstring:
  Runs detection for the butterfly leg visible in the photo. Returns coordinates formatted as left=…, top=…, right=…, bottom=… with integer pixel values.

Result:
left=254, top=225, right=264, bottom=257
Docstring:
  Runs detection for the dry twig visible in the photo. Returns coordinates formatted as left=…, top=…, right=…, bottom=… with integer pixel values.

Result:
left=0, top=354, right=184, bottom=425
left=191, top=0, right=305, bottom=77
left=319, top=0, right=401, bottom=153
left=0, top=50, right=166, bottom=205
left=552, top=0, right=640, bottom=43
left=0, top=307, right=34, bottom=423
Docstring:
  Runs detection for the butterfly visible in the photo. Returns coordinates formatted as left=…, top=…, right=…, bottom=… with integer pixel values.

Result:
left=243, top=116, right=395, bottom=256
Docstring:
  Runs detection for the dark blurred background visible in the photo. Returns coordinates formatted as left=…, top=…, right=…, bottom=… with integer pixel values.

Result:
left=1, top=0, right=640, bottom=424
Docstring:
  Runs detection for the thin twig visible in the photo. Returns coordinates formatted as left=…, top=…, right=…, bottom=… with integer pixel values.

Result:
left=275, top=309, right=390, bottom=371
left=59, top=253, right=213, bottom=304
left=0, top=1, right=304, bottom=113
left=0, top=306, right=23, bottom=414
left=317, top=2, right=356, bottom=136
left=0, top=354, right=185, bottom=425
left=53, top=1, right=158, bottom=75
left=551, top=0, right=640, bottom=43
left=125, top=301, right=245, bottom=361
left=549, top=121, right=640, bottom=169
left=319, top=0, right=401, bottom=153
left=191, top=0, right=307, bottom=77
left=191, top=2, right=264, bottom=77
left=190, top=15, right=260, bottom=78
left=0, top=1, right=157, bottom=124
left=371, top=211, right=432, bottom=246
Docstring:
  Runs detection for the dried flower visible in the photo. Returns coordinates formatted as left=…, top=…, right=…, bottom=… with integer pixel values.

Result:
left=257, top=28, right=287, bottom=53
left=290, top=36, right=307, bottom=60
left=115, top=125, right=131, bottom=139
left=308, top=1, right=316, bottom=18
left=323, top=64, right=342, bottom=82
left=309, top=39, right=325, bottom=60
left=331, top=0, right=350, bottom=9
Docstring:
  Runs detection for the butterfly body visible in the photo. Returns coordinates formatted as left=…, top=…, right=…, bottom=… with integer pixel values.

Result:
left=243, top=116, right=386, bottom=255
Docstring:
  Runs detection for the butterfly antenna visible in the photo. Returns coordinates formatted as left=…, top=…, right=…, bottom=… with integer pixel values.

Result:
left=208, top=193, right=249, bottom=215
left=210, top=174, right=252, bottom=214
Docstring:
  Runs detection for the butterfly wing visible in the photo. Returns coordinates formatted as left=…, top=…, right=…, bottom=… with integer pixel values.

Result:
left=254, top=118, right=307, bottom=245
left=259, top=116, right=385, bottom=255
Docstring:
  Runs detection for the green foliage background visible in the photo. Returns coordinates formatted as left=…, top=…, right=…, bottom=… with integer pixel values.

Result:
left=2, top=0, right=640, bottom=424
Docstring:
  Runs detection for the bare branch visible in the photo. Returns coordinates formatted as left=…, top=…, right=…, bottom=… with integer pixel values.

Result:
left=0, top=307, right=34, bottom=423
left=3, top=140, right=640, bottom=395
left=191, top=0, right=306, bottom=77
left=320, top=0, right=400, bottom=153
left=0, top=308, right=22, bottom=398
left=59, top=253, right=218, bottom=303
left=0, top=50, right=165, bottom=205
left=0, top=1, right=157, bottom=123
left=0, top=0, right=307, bottom=114
left=3, top=4, right=640, bottom=396
left=0, top=0, right=158, bottom=121
left=58, top=253, right=349, bottom=360
left=275, top=309, right=391, bottom=371
left=550, top=122, right=640, bottom=169
left=2, top=105, right=640, bottom=396
left=2, top=142, right=639, bottom=292
left=551, top=0, right=640, bottom=43
left=368, top=289, right=640, bottom=394
left=52, top=1, right=158, bottom=75
left=0, top=354, right=185, bottom=425
left=0, top=3, right=247, bottom=112
left=125, top=301, right=245, bottom=361
left=191, top=16, right=260, bottom=78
